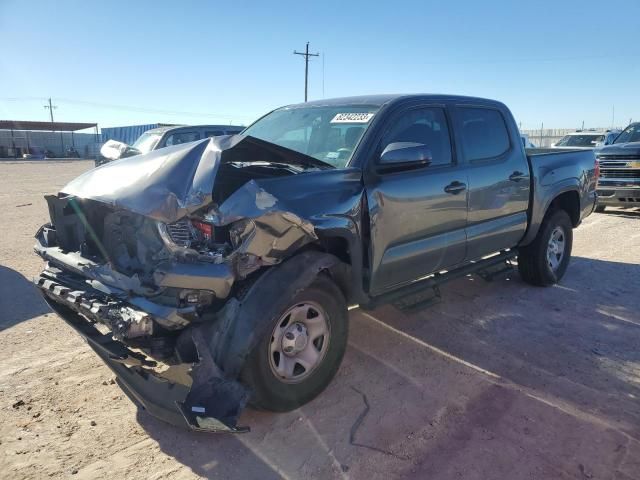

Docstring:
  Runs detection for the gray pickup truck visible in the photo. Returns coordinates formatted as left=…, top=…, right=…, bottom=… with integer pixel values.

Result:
left=34, top=94, right=597, bottom=432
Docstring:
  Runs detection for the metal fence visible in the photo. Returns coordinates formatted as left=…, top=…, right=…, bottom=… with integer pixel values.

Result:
left=520, top=127, right=623, bottom=148
left=0, top=130, right=101, bottom=158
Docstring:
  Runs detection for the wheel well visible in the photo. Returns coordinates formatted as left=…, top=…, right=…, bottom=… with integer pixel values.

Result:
left=319, top=236, right=351, bottom=265
left=313, top=236, right=354, bottom=303
left=548, top=191, right=580, bottom=227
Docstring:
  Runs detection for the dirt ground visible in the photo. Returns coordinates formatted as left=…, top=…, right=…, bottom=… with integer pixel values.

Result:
left=1, top=160, right=639, bottom=480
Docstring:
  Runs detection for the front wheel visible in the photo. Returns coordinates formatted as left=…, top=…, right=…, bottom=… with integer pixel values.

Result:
left=241, top=275, right=348, bottom=412
left=518, top=209, right=573, bottom=286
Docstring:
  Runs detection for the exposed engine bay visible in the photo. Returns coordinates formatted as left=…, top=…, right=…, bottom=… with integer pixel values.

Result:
left=35, top=137, right=330, bottom=344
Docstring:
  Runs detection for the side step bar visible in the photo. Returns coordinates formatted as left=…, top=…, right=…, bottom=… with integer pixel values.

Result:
left=365, top=250, right=517, bottom=310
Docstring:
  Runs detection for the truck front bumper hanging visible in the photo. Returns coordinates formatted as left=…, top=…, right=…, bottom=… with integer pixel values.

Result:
left=36, top=275, right=250, bottom=433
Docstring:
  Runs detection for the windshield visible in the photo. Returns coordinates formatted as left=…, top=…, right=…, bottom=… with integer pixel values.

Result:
left=132, top=131, right=163, bottom=154
left=242, top=105, right=380, bottom=168
left=555, top=134, right=603, bottom=147
left=613, top=124, right=640, bottom=144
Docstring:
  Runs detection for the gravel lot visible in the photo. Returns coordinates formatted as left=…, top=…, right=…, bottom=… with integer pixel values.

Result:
left=1, top=160, right=639, bottom=480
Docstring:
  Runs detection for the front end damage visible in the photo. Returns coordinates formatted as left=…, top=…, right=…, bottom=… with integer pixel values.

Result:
left=33, top=136, right=354, bottom=432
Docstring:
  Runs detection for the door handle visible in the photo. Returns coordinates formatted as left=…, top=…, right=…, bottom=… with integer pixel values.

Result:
left=444, top=181, right=467, bottom=194
left=509, top=171, right=527, bottom=182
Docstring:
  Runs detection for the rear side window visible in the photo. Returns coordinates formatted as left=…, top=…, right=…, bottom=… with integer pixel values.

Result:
left=458, top=107, right=510, bottom=161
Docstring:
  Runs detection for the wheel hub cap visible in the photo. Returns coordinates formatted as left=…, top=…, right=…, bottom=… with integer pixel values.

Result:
left=268, top=302, right=331, bottom=384
left=547, top=226, right=565, bottom=271
left=281, top=323, right=308, bottom=356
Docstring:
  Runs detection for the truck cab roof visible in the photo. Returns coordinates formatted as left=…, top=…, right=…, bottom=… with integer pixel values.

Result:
left=286, top=94, right=507, bottom=109
left=144, top=124, right=244, bottom=135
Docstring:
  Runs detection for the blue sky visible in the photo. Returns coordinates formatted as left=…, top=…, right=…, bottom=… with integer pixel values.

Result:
left=1, top=0, right=638, bottom=130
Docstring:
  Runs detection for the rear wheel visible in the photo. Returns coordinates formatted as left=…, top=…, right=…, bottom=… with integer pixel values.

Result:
left=518, top=209, right=573, bottom=286
left=595, top=205, right=606, bottom=213
left=241, top=275, right=348, bottom=412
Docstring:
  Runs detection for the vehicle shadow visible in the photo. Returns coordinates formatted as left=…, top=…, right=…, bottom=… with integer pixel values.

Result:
left=0, top=265, right=50, bottom=331
left=368, top=255, right=640, bottom=438
left=132, top=257, right=640, bottom=478
left=133, top=357, right=398, bottom=479
left=135, top=410, right=285, bottom=479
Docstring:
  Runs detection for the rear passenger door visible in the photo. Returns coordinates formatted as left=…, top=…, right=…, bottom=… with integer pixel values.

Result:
left=452, top=105, right=530, bottom=260
left=366, top=105, right=468, bottom=295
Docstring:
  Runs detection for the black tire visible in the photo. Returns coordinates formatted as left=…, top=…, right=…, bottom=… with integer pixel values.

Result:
left=241, top=275, right=348, bottom=412
left=518, top=209, right=573, bottom=286
left=595, top=205, right=606, bottom=213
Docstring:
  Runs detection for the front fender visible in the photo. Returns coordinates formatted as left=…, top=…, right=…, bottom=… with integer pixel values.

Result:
left=209, top=251, right=342, bottom=378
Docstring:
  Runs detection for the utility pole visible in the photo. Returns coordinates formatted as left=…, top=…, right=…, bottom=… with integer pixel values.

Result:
left=44, top=97, right=56, bottom=123
left=293, top=42, right=319, bottom=102
left=44, top=97, right=64, bottom=157
left=540, top=122, right=543, bottom=147
left=322, top=52, right=325, bottom=98
left=611, top=105, right=615, bottom=129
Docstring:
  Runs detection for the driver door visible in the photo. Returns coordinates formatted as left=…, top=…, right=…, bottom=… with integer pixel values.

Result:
left=365, top=105, right=468, bottom=295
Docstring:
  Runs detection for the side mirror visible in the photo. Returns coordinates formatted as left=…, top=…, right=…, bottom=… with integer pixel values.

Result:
left=379, top=142, right=432, bottom=168
left=99, top=139, right=141, bottom=162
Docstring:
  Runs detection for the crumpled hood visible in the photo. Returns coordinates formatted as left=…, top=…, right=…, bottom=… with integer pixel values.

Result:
left=61, top=135, right=330, bottom=224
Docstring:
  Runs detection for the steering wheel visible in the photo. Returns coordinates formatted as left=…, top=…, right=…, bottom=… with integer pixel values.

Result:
left=337, top=147, right=352, bottom=160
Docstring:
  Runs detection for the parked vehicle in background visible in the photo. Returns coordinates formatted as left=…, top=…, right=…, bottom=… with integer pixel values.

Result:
left=96, top=124, right=245, bottom=166
left=595, top=129, right=622, bottom=148
left=22, top=146, right=48, bottom=159
left=65, top=147, right=80, bottom=158
left=35, top=94, right=597, bottom=433
left=594, top=122, right=640, bottom=212
left=552, top=130, right=607, bottom=149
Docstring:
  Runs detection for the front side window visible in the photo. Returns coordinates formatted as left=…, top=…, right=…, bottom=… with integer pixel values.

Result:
left=614, top=124, right=640, bottom=144
left=242, top=105, right=380, bottom=168
left=381, top=107, right=453, bottom=166
left=458, top=107, right=510, bottom=161
left=132, top=132, right=162, bottom=154
left=165, top=131, right=200, bottom=146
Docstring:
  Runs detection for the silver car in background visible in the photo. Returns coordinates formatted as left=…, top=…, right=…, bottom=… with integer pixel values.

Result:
left=97, top=124, right=245, bottom=166
left=552, top=129, right=621, bottom=150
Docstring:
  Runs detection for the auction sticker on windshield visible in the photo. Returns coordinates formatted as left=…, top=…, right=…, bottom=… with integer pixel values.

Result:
left=330, top=113, right=375, bottom=123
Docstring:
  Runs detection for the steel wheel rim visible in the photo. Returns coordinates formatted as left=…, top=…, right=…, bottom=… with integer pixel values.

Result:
left=547, top=226, right=566, bottom=271
left=268, top=301, right=331, bottom=384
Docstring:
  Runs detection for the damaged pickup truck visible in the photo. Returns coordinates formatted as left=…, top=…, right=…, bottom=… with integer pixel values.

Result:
left=34, top=94, right=598, bottom=432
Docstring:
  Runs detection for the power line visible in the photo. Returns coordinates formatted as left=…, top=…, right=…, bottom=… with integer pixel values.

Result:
left=293, top=42, right=319, bottom=102
left=2, top=96, right=256, bottom=121
left=56, top=98, right=257, bottom=120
